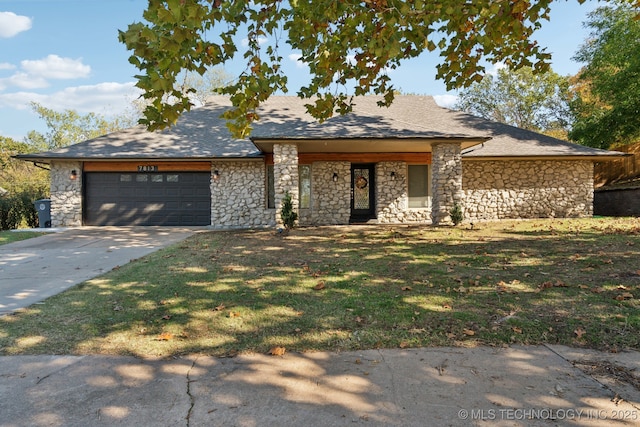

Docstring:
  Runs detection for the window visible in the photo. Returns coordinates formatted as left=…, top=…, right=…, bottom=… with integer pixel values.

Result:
left=152, top=174, right=163, bottom=182
left=408, top=165, right=431, bottom=208
left=120, top=174, right=132, bottom=182
left=299, top=165, right=311, bottom=209
left=267, top=165, right=275, bottom=208
left=136, top=174, right=148, bottom=182
left=266, top=164, right=311, bottom=209
left=167, top=174, right=179, bottom=183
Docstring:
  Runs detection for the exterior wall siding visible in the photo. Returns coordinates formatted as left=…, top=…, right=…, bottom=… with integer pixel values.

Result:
left=431, top=142, right=463, bottom=225
left=304, top=161, right=351, bottom=225
left=462, top=160, right=594, bottom=221
left=50, top=161, right=83, bottom=227
left=210, top=161, right=274, bottom=229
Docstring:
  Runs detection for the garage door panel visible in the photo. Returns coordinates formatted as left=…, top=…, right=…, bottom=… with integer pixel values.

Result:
left=85, top=172, right=211, bottom=226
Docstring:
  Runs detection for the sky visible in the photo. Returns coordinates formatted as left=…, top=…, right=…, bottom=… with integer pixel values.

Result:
left=0, top=0, right=601, bottom=142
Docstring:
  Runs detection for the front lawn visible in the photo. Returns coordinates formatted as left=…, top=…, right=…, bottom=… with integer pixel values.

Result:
left=1, top=218, right=639, bottom=358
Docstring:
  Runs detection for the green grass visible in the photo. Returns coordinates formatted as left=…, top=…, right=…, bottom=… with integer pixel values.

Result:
left=1, top=218, right=640, bottom=358
left=0, top=230, right=47, bottom=246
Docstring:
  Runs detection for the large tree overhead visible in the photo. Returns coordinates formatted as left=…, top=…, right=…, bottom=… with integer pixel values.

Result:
left=569, top=1, right=640, bottom=149
left=119, top=0, right=588, bottom=137
left=455, top=66, right=571, bottom=136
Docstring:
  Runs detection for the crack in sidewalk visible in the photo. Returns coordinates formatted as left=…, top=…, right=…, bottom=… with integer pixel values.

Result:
left=185, top=356, right=199, bottom=427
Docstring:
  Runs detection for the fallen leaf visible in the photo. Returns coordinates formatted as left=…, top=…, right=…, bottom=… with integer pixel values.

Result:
left=228, top=311, right=240, bottom=318
left=314, top=281, right=325, bottom=291
left=355, top=358, right=362, bottom=364
left=463, top=329, right=476, bottom=336
left=574, top=328, right=586, bottom=339
left=113, top=305, right=123, bottom=311
left=442, top=303, right=452, bottom=310
left=161, top=314, right=171, bottom=320
left=355, top=316, right=364, bottom=323
left=512, top=327, right=523, bottom=334
left=399, top=341, right=409, bottom=348
left=578, top=284, right=589, bottom=290
left=213, top=303, right=226, bottom=311
left=157, top=332, right=173, bottom=341
left=401, top=286, right=412, bottom=291
left=591, top=287, right=606, bottom=294
left=615, top=292, right=634, bottom=301
left=269, top=346, right=286, bottom=356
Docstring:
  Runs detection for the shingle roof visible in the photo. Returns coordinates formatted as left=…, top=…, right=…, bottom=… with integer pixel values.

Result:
left=16, top=95, right=624, bottom=161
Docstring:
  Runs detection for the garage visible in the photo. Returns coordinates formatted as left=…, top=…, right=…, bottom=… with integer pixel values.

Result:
left=84, top=172, right=211, bottom=226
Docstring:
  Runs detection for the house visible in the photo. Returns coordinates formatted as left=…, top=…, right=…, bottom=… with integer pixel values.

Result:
left=16, top=95, right=624, bottom=228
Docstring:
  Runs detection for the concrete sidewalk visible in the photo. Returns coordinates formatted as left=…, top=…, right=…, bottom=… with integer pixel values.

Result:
left=1, top=345, right=639, bottom=426
left=0, top=227, right=197, bottom=315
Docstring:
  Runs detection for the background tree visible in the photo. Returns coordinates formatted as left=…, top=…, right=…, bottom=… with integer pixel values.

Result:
left=119, top=0, right=584, bottom=137
left=0, top=136, right=49, bottom=229
left=24, top=103, right=127, bottom=150
left=455, top=66, right=572, bottom=137
left=569, top=1, right=640, bottom=149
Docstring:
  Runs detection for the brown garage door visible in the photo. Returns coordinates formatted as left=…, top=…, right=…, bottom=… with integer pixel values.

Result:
left=84, top=172, right=211, bottom=226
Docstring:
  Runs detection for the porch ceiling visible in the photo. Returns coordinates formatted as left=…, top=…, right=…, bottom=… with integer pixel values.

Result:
left=251, top=137, right=488, bottom=154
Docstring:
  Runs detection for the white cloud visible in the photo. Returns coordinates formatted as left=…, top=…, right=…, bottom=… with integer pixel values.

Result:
left=0, top=12, right=32, bottom=38
left=433, top=94, right=458, bottom=109
left=0, top=82, right=141, bottom=115
left=487, top=62, right=507, bottom=76
left=0, top=72, right=48, bottom=91
left=288, top=53, right=306, bottom=69
left=0, top=63, right=16, bottom=70
left=21, top=55, right=91, bottom=80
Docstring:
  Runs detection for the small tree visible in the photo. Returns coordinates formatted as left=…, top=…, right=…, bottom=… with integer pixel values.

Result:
left=280, top=191, right=298, bottom=231
left=450, top=202, right=464, bottom=226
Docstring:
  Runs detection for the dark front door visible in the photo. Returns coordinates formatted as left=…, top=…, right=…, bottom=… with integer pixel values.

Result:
left=350, top=164, right=376, bottom=222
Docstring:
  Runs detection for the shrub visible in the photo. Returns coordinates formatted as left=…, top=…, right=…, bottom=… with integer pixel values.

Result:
left=280, top=191, right=298, bottom=230
left=450, top=202, right=464, bottom=226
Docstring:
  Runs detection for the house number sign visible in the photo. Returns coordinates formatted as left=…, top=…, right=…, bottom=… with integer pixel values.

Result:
left=138, top=165, right=158, bottom=172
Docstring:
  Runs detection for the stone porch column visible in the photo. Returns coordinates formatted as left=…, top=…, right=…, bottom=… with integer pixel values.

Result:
left=273, top=144, right=299, bottom=227
left=431, top=142, right=463, bottom=225
left=50, top=161, right=83, bottom=227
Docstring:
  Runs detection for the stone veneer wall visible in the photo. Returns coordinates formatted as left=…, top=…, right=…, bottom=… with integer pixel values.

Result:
left=431, top=142, right=463, bottom=225
left=50, top=161, right=83, bottom=227
left=376, top=162, right=432, bottom=223
left=210, top=161, right=274, bottom=228
left=273, top=144, right=299, bottom=227
left=305, top=161, right=351, bottom=225
left=463, top=160, right=594, bottom=220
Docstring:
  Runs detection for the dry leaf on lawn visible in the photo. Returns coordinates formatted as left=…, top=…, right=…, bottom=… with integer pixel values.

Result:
left=399, top=341, right=409, bottom=348
left=228, top=311, right=240, bottom=318
left=213, top=303, right=226, bottom=311
left=161, top=314, right=171, bottom=320
left=157, top=332, right=173, bottom=341
left=512, top=327, right=523, bottom=334
left=314, top=281, right=325, bottom=290
left=463, top=329, right=476, bottom=336
left=574, top=328, right=586, bottom=339
left=269, top=346, right=286, bottom=356
left=401, top=286, right=412, bottom=291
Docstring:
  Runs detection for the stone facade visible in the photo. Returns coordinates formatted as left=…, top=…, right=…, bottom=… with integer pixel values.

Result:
left=210, top=161, right=274, bottom=229
left=430, top=142, right=463, bottom=225
left=305, top=161, right=351, bottom=225
left=46, top=156, right=597, bottom=229
left=376, top=162, right=432, bottom=224
left=463, top=160, right=594, bottom=220
left=50, top=161, right=82, bottom=227
left=273, top=144, right=299, bottom=227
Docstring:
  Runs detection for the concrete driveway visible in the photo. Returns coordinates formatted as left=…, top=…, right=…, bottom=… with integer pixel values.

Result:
left=0, top=227, right=198, bottom=315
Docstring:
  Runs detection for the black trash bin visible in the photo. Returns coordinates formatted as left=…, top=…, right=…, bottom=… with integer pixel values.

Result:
left=34, top=199, right=51, bottom=228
